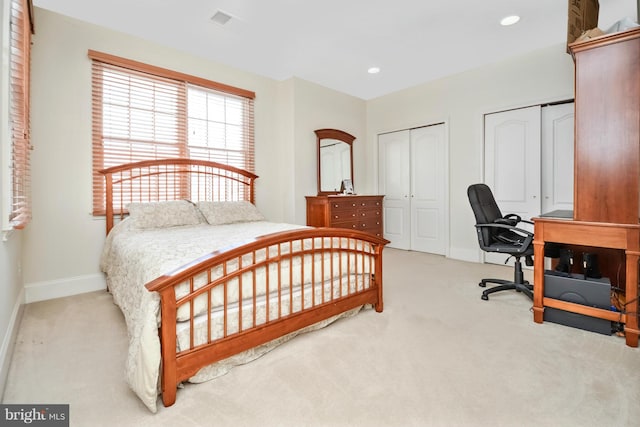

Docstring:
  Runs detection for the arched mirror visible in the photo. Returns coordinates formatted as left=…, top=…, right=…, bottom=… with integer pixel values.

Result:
left=316, top=128, right=355, bottom=195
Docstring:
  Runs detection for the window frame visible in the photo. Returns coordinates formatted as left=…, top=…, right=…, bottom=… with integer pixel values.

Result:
left=89, top=50, right=256, bottom=216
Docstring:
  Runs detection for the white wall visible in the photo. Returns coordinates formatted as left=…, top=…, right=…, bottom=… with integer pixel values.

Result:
left=290, top=78, right=366, bottom=222
left=366, top=43, right=575, bottom=262
left=0, top=233, right=23, bottom=400
left=22, top=8, right=367, bottom=302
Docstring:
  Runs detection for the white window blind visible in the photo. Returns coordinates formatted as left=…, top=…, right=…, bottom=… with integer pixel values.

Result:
left=90, top=50, right=255, bottom=215
left=8, top=0, right=32, bottom=229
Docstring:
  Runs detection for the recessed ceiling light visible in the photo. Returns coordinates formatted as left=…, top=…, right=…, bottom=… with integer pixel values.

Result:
left=211, top=10, right=232, bottom=25
left=500, top=15, right=520, bottom=26
left=368, top=67, right=381, bottom=74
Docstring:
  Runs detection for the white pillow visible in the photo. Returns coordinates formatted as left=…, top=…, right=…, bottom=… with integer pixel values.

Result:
left=196, top=201, right=265, bottom=225
left=127, top=200, right=203, bottom=229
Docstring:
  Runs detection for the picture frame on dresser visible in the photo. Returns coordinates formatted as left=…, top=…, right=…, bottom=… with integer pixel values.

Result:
left=340, top=179, right=354, bottom=194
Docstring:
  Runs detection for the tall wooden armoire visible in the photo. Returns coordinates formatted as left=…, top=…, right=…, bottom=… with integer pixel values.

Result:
left=532, top=28, right=640, bottom=348
left=571, top=27, right=640, bottom=224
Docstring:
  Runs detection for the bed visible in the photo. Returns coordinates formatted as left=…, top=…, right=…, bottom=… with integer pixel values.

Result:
left=99, top=158, right=388, bottom=412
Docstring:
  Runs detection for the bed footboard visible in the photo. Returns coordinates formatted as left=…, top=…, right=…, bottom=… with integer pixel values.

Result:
left=145, top=227, right=388, bottom=407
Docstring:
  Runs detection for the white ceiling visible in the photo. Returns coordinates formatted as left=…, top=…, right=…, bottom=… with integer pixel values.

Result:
left=32, top=0, right=637, bottom=100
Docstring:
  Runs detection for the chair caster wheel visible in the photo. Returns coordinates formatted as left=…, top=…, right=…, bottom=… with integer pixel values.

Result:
left=481, top=294, right=489, bottom=301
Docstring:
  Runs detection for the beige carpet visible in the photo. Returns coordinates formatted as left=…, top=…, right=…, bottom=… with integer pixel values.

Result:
left=3, top=248, right=640, bottom=427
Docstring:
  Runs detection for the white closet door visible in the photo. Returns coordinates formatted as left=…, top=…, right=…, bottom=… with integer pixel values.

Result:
left=541, top=103, right=574, bottom=213
left=378, top=124, right=447, bottom=254
left=378, top=130, right=411, bottom=249
left=410, top=125, right=446, bottom=254
left=484, top=106, right=541, bottom=265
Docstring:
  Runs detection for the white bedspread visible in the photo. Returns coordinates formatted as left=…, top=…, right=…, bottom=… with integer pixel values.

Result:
left=100, top=219, right=312, bottom=412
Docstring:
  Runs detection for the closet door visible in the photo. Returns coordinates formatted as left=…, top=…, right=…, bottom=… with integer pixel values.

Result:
left=410, top=125, right=446, bottom=254
left=484, top=106, right=541, bottom=265
left=484, top=105, right=541, bottom=224
left=378, top=124, right=447, bottom=254
left=378, top=130, right=411, bottom=249
left=541, top=103, right=574, bottom=213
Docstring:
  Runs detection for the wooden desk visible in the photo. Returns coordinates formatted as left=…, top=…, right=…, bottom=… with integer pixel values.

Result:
left=532, top=217, right=640, bottom=347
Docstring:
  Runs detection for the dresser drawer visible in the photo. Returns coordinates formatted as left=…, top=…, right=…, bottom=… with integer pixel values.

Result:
left=351, top=198, right=382, bottom=209
left=331, top=217, right=380, bottom=230
left=359, top=217, right=383, bottom=232
left=330, top=197, right=382, bottom=211
left=330, top=199, right=361, bottom=211
left=333, top=220, right=360, bottom=230
left=355, top=207, right=381, bottom=219
left=332, top=208, right=380, bottom=222
left=330, top=211, right=358, bottom=222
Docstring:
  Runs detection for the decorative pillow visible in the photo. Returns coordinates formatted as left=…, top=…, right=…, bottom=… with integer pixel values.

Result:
left=127, top=200, right=203, bottom=229
left=196, top=201, right=265, bottom=226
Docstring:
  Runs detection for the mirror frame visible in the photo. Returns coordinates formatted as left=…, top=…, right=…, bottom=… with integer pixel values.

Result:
left=315, top=128, right=355, bottom=195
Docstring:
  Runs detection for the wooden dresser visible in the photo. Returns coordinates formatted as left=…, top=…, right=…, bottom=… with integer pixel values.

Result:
left=306, top=195, right=384, bottom=237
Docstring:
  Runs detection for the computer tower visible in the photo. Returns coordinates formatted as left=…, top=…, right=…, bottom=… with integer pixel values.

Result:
left=543, top=271, right=613, bottom=335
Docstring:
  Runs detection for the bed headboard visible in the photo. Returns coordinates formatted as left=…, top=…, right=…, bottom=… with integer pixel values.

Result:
left=99, top=158, right=258, bottom=234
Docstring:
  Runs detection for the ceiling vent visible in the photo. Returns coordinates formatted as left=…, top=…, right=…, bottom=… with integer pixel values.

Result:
left=211, top=10, right=232, bottom=26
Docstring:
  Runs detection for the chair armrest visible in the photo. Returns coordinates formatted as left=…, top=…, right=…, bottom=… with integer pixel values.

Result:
left=476, top=223, right=535, bottom=252
left=495, top=214, right=534, bottom=227
left=475, top=222, right=533, bottom=238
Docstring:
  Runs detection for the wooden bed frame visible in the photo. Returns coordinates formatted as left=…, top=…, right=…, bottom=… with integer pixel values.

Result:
left=100, top=158, right=388, bottom=407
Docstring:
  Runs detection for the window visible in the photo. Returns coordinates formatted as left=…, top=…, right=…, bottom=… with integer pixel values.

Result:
left=5, top=0, right=33, bottom=229
left=89, top=50, right=255, bottom=215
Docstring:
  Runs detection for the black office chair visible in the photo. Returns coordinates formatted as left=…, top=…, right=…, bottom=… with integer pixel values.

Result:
left=467, top=183, right=534, bottom=301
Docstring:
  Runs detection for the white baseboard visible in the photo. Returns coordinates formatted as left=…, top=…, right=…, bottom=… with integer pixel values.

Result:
left=24, top=273, right=106, bottom=304
left=449, top=247, right=482, bottom=264
left=0, top=287, right=24, bottom=401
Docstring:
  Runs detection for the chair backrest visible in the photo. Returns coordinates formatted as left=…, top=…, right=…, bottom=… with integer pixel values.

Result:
left=467, top=183, right=503, bottom=247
